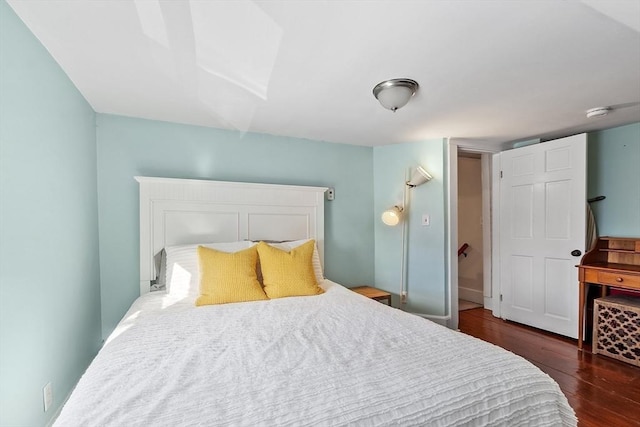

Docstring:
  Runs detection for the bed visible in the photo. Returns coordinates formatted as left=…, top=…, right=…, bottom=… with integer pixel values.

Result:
left=54, top=177, right=576, bottom=427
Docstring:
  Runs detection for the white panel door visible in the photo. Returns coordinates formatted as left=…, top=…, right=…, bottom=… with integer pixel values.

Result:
left=499, top=134, right=586, bottom=338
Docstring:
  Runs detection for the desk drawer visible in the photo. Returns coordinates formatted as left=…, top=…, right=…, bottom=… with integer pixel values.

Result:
left=597, top=271, right=640, bottom=289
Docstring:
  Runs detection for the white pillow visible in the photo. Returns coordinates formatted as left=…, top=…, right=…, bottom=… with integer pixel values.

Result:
left=164, top=241, right=255, bottom=298
left=266, top=239, right=324, bottom=284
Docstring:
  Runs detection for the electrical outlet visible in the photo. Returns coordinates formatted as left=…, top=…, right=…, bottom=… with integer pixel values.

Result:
left=43, top=382, right=53, bottom=412
left=326, top=187, right=335, bottom=201
left=421, top=214, right=430, bottom=226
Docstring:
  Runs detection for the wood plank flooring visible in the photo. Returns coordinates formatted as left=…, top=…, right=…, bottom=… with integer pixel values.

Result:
left=458, top=308, right=640, bottom=427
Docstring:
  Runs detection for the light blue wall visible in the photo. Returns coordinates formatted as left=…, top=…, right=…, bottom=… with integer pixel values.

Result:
left=588, top=123, right=640, bottom=237
left=96, top=114, right=374, bottom=337
left=0, top=2, right=102, bottom=426
left=2, top=0, right=636, bottom=422
left=373, top=139, right=447, bottom=315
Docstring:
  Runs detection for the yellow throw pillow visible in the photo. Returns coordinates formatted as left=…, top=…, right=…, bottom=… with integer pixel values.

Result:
left=257, top=240, right=324, bottom=299
left=195, top=245, right=268, bottom=306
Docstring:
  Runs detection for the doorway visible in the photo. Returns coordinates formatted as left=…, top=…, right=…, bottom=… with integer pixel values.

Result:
left=446, top=141, right=495, bottom=330
left=457, top=152, right=484, bottom=311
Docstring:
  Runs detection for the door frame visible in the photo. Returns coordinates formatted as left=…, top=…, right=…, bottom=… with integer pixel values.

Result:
left=446, top=139, right=498, bottom=330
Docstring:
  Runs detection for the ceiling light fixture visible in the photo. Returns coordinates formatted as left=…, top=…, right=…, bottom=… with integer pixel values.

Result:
left=373, top=78, right=419, bottom=112
left=586, top=107, right=611, bottom=118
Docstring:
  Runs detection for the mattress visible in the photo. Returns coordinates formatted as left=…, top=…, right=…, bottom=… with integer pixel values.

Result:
left=54, top=281, right=576, bottom=426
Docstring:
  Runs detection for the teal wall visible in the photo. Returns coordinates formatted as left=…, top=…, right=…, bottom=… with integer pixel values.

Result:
left=96, top=114, right=374, bottom=337
left=373, top=139, right=447, bottom=315
left=0, top=2, right=102, bottom=426
left=588, top=123, right=640, bottom=237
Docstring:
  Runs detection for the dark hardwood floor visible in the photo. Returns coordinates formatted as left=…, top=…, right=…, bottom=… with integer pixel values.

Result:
left=458, top=308, right=640, bottom=427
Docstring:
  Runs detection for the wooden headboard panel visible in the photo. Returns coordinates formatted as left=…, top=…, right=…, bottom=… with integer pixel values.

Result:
left=136, top=177, right=327, bottom=295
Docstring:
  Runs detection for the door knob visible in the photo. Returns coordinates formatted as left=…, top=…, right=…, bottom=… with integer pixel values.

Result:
left=571, top=249, right=582, bottom=257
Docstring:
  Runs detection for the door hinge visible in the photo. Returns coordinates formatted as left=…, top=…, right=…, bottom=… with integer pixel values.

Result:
left=500, top=294, right=503, bottom=302
left=500, top=171, right=503, bottom=178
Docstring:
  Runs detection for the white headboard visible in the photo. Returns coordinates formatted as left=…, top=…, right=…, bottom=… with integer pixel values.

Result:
left=136, top=176, right=328, bottom=295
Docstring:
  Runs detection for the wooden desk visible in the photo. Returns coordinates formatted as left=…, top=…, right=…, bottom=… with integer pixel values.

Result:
left=577, top=237, right=640, bottom=350
left=351, top=286, right=392, bottom=306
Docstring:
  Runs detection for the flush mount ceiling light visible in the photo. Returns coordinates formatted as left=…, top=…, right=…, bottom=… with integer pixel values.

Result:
left=586, top=107, right=611, bottom=118
left=373, top=78, right=419, bottom=112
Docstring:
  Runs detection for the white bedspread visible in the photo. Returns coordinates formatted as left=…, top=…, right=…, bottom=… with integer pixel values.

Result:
left=55, top=281, right=576, bottom=426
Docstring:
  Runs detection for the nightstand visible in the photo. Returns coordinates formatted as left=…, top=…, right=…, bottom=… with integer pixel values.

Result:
left=351, top=286, right=392, bottom=306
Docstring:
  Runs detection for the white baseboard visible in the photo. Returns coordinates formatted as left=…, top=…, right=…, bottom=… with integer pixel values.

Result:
left=459, top=287, right=483, bottom=304
left=409, top=312, right=451, bottom=327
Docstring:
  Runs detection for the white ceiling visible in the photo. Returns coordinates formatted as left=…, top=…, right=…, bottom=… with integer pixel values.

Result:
left=7, top=0, right=640, bottom=150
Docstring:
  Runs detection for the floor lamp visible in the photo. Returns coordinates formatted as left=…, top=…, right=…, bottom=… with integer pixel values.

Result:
left=382, top=166, right=432, bottom=304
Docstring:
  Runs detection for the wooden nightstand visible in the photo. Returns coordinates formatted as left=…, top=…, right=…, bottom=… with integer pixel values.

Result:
left=351, top=286, right=392, bottom=306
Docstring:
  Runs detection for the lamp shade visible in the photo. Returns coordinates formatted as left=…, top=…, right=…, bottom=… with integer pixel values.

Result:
left=407, top=166, right=432, bottom=187
left=373, top=79, right=419, bottom=112
left=382, top=206, right=403, bottom=226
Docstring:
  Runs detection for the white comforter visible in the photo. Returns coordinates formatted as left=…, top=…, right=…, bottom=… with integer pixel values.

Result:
left=55, top=281, right=576, bottom=426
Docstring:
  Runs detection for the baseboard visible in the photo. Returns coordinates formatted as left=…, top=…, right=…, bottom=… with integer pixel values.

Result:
left=409, top=312, right=451, bottom=326
left=459, top=286, right=483, bottom=304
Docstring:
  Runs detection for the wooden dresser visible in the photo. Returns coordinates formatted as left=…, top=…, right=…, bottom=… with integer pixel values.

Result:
left=577, top=236, right=640, bottom=350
